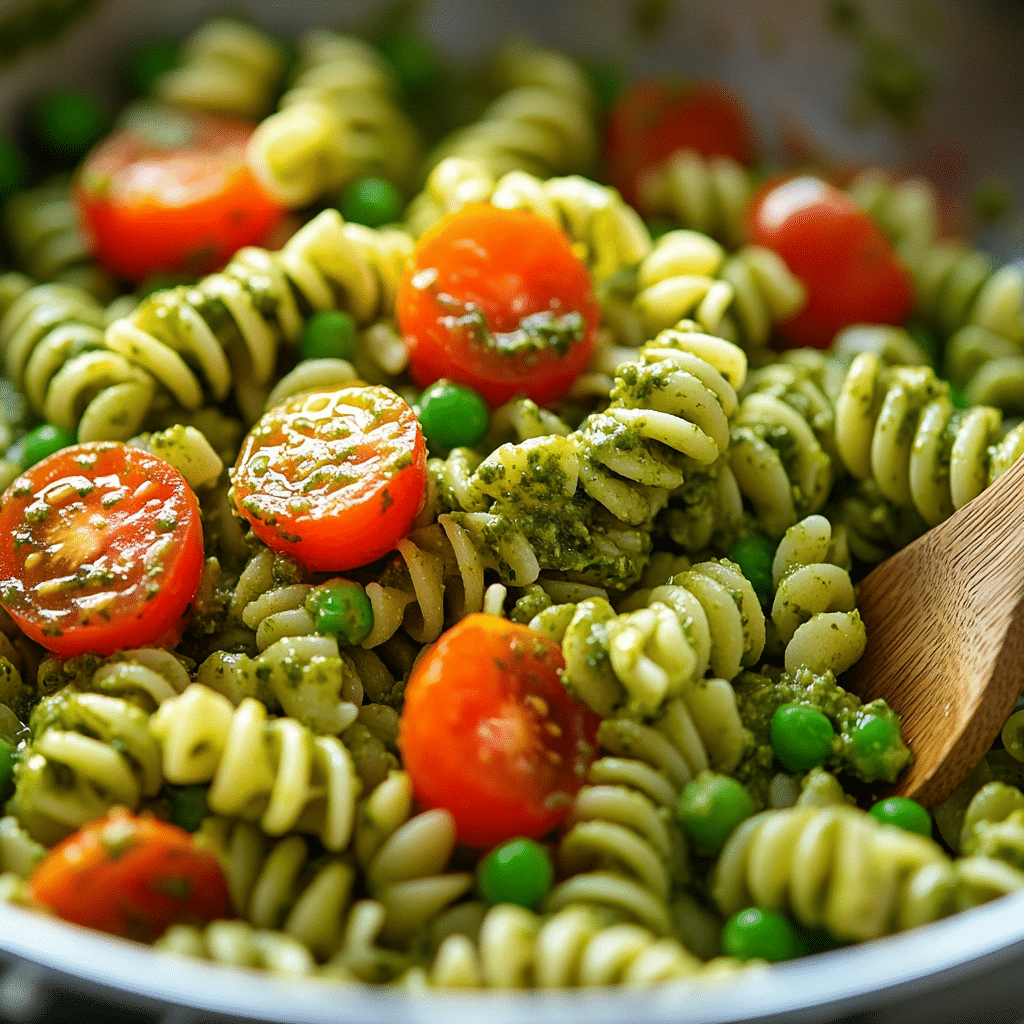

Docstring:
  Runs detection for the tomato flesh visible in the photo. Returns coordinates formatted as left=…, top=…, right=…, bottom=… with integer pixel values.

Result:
left=397, top=205, right=600, bottom=408
left=746, top=175, right=915, bottom=349
left=75, top=108, right=283, bottom=283
left=232, top=385, right=427, bottom=572
left=399, top=614, right=600, bottom=849
left=605, top=78, right=756, bottom=211
left=30, top=808, right=232, bottom=943
left=0, top=442, right=204, bottom=657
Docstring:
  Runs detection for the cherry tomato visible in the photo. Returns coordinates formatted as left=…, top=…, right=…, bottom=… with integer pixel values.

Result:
left=232, top=385, right=427, bottom=572
left=746, top=175, right=914, bottom=349
left=605, top=78, right=756, bottom=211
left=0, top=442, right=204, bottom=658
left=29, top=807, right=232, bottom=943
left=399, top=614, right=600, bottom=849
left=396, top=205, right=600, bottom=408
left=75, top=106, right=283, bottom=283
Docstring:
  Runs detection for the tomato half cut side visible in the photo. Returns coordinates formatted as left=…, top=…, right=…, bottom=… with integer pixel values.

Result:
left=75, top=106, right=283, bottom=283
left=397, top=204, right=600, bottom=408
left=399, top=614, right=600, bottom=849
left=605, top=77, right=757, bottom=211
left=746, top=175, right=915, bottom=349
left=0, top=442, right=204, bottom=657
left=29, top=807, right=232, bottom=943
left=232, top=385, right=427, bottom=572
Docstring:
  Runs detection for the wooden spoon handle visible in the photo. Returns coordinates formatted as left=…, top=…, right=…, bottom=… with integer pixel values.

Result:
left=849, top=453, right=1024, bottom=807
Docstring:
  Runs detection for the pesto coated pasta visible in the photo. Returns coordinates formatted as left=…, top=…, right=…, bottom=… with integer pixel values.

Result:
left=0, top=9, right=1023, bottom=1005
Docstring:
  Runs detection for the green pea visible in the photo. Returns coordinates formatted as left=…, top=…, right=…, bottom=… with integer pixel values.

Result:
left=645, top=218, right=676, bottom=241
left=301, top=310, right=357, bottom=362
left=948, top=382, right=969, bottom=410
left=378, top=29, right=442, bottom=98
left=417, top=380, right=489, bottom=450
left=125, top=39, right=179, bottom=96
left=21, top=423, right=77, bottom=468
left=869, top=796, right=932, bottom=837
left=677, top=771, right=754, bottom=854
left=0, top=138, right=25, bottom=202
left=848, top=712, right=904, bottom=782
left=0, top=739, right=17, bottom=801
left=337, top=176, right=404, bottom=228
left=34, top=90, right=106, bottom=159
left=583, top=58, right=628, bottom=112
left=770, top=703, right=835, bottom=772
left=722, top=908, right=805, bottom=963
left=167, top=784, right=208, bottom=833
left=306, top=578, right=374, bottom=646
left=477, top=837, right=553, bottom=909
left=728, top=533, right=776, bottom=605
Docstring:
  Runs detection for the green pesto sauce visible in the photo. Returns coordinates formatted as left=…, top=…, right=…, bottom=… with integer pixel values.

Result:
left=438, top=297, right=585, bottom=361
left=732, top=665, right=912, bottom=805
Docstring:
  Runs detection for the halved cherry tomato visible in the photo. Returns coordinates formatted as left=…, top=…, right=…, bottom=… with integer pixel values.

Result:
left=0, top=442, right=204, bottom=657
left=396, top=204, right=600, bottom=408
left=232, top=385, right=427, bottom=572
left=605, top=78, right=756, bottom=211
left=746, top=175, right=915, bottom=349
left=399, top=614, right=600, bottom=849
left=75, top=106, right=283, bottom=283
left=29, top=807, right=232, bottom=943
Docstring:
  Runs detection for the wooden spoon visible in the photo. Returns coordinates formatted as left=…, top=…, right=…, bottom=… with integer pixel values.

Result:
left=845, top=452, right=1024, bottom=809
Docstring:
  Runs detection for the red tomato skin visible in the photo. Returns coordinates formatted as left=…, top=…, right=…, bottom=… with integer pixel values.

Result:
left=29, top=808, right=232, bottom=943
left=397, top=205, right=600, bottom=408
left=0, top=443, right=204, bottom=658
left=75, top=111, right=283, bottom=283
left=399, top=614, right=600, bottom=849
left=746, top=175, right=915, bottom=349
left=605, top=78, right=756, bottom=211
left=232, top=386, right=428, bottom=572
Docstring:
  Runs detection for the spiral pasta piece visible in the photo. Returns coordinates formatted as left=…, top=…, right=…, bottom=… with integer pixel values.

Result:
left=152, top=18, right=287, bottom=121
left=425, top=903, right=718, bottom=988
left=541, top=693, right=738, bottom=936
left=632, top=230, right=805, bottom=350
left=3, top=178, right=116, bottom=301
left=74, top=209, right=412, bottom=437
left=0, top=280, right=155, bottom=441
left=834, top=352, right=1024, bottom=527
left=420, top=40, right=596, bottom=187
left=432, top=324, right=749, bottom=592
left=10, top=688, right=163, bottom=846
left=406, top=158, right=651, bottom=284
left=711, top=803, right=1024, bottom=942
left=729, top=391, right=832, bottom=539
left=576, top=326, right=747, bottom=528
left=198, top=816, right=355, bottom=961
left=345, top=774, right=490, bottom=953
left=638, top=149, right=757, bottom=249
left=532, top=557, right=763, bottom=721
left=247, top=29, right=420, bottom=209
left=150, top=683, right=359, bottom=851
left=770, top=516, right=865, bottom=676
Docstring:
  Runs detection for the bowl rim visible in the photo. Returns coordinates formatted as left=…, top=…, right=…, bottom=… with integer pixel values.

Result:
left=2, top=892, right=1024, bottom=1023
